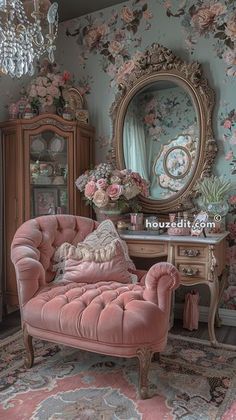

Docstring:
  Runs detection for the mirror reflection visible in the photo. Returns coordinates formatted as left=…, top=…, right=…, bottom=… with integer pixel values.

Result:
left=123, top=81, right=199, bottom=200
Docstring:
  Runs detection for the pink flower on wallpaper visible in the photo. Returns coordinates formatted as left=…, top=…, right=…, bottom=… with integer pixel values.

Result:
left=209, top=3, right=226, bottom=16
left=230, top=130, right=236, bottom=144
left=97, top=24, right=108, bottom=37
left=224, top=119, right=232, bottom=129
left=229, top=195, right=236, bottom=205
left=225, top=17, right=236, bottom=42
left=191, top=7, right=216, bottom=32
left=144, top=113, right=155, bottom=125
left=228, top=222, right=235, bottom=237
left=116, top=60, right=135, bottom=83
left=227, top=245, right=236, bottom=264
left=121, top=6, right=135, bottom=23
left=84, top=28, right=101, bottom=49
left=143, top=10, right=153, bottom=20
left=223, top=49, right=236, bottom=66
left=225, top=150, right=233, bottom=160
left=108, top=40, right=123, bottom=56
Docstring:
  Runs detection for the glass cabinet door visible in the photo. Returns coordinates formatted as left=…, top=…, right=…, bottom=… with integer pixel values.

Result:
left=29, top=130, right=69, bottom=218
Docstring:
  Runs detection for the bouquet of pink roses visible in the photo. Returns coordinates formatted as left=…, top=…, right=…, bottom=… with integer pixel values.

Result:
left=75, top=163, right=149, bottom=211
left=27, top=60, right=72, bottom=114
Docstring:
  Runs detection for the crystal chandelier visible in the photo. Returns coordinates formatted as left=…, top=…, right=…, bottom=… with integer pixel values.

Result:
left=0, top=0, right=58, bottom=78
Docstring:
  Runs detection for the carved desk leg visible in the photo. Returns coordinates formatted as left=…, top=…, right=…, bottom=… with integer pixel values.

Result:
left=136, top=348, right=153, bottom=399
left=215, top=265, right=229, bottom=328
left=207, top=246, right=219, bottom=346
left=23, top=324, right=34, bottom=368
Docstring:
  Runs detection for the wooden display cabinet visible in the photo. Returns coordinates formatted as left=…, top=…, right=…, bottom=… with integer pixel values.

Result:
left=1, top=114, right=94, bottom=310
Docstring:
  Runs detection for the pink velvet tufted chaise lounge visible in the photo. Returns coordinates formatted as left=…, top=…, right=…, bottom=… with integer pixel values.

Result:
left=11, top=215, right=180, bottom=399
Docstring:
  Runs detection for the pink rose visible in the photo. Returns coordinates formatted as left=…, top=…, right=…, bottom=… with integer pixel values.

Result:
left=143, top=10, right=153, bottom=20
left=96, top=178, right=107, bottom=189
left=117, top=60, right=136, bottom=83
left=224, top=119, right=232, bottom=129
left=225, top=18, right=236, bottom=41
left=48, top=85, right=60, bottom=98
left=97, top=24, right=108, bottom=37
left=121, top=6, right=135, bottom=23
left=93, top=189, right=109, bottom=208
left=223, top=49, right=236, bottom=66
left=84, top=181, right=97, bottom=199
left=210, top=3, right=226, bottom=16
left=108, top=40, right=123, bottom=56
left=229, top=195, right=236, bottom=205
left=144, top=113, right=155, bottom=125
left=225, top=151, right=233, bottom=160
left=191, top=7, right=215, bottom=31
left=84, top=28, right=101, bottom=49
left=107, top=184, right=123, bottom=200
left=37, top=86, right=47, bottom=97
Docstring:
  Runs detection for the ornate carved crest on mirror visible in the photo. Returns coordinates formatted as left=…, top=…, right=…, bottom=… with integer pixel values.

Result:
left=110, top=43, right=218, bottom=213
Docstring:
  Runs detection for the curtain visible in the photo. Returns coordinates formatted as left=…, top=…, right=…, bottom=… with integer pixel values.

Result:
left=123, top=111, right=149, bottom=182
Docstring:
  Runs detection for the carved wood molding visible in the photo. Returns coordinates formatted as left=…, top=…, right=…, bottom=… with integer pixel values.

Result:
left=110, top=43, right=217, bottom=213
left=22, top=118, right=75, bottom=132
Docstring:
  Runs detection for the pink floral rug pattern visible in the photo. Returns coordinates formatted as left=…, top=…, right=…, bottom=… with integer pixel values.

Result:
left=0, top=332, right=235, bottom=419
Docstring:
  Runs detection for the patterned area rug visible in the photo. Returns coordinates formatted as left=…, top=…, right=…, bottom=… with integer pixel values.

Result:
left=0, top=332, right=236, bottom=420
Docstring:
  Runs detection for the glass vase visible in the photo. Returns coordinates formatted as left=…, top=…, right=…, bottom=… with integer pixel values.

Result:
left=94, top=203, right=121, bottom=225
left=206, top=201, right=229, bottom=234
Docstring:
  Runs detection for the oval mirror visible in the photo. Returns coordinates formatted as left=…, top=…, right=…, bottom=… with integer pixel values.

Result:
left=123, top=80, right=199, bottom=201
left=111, top=44, right=217, bottom=213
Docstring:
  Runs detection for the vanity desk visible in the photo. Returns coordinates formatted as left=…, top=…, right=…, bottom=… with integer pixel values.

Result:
left=120, top=231, right=229, bottom=346
left=110, top=43, right=228, bottom=346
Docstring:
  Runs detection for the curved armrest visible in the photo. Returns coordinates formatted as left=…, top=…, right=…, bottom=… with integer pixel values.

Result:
left=11, top=235, right=45, bottom=308
left=143, top=262, right=180, bottom=312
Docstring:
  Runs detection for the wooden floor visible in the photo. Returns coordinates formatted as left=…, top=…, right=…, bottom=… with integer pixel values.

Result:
left=0, top=311, right=236, bottom=348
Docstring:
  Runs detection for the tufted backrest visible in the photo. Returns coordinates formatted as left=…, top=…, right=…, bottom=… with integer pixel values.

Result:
left=11, top=215, right=98, bottom=285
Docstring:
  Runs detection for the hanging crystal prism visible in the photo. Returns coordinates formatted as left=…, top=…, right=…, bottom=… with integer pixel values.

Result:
left=0, top=0, right=58, bottom=78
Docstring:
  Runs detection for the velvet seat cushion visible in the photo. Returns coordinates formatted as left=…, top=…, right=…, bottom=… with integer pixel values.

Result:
left=23, top=281, right=165, bottom=344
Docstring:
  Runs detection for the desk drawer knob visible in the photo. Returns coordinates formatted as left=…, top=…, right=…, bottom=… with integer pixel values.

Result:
left=183, top=249, right=200, bottom=257
left=182, top=267, right=200, bottom=276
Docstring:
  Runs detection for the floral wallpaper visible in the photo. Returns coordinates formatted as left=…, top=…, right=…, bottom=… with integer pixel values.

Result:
left=163, top=0, right=236, bottom=77
left=56, top=0, right=236, bottom=310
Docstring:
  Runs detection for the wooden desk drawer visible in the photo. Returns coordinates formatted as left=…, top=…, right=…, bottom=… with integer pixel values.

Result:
left=177, top=262, right=207, bottom=283
left=126, top=241, right=168, bottom=258
left=175, top=244, right=207, bottom=260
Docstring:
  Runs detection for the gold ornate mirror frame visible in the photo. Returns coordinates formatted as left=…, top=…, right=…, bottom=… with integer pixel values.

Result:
left=110, top=43, right=217, bottom=213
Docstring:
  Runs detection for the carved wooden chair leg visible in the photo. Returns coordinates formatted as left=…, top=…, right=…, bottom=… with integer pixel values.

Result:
left=137, top=348, right=153, bottom=399
left=23, top=325, right=34, bottom=368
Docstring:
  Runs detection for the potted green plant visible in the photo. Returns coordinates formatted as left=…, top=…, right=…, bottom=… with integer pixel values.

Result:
left=196, top=175, right=231, bottom=216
